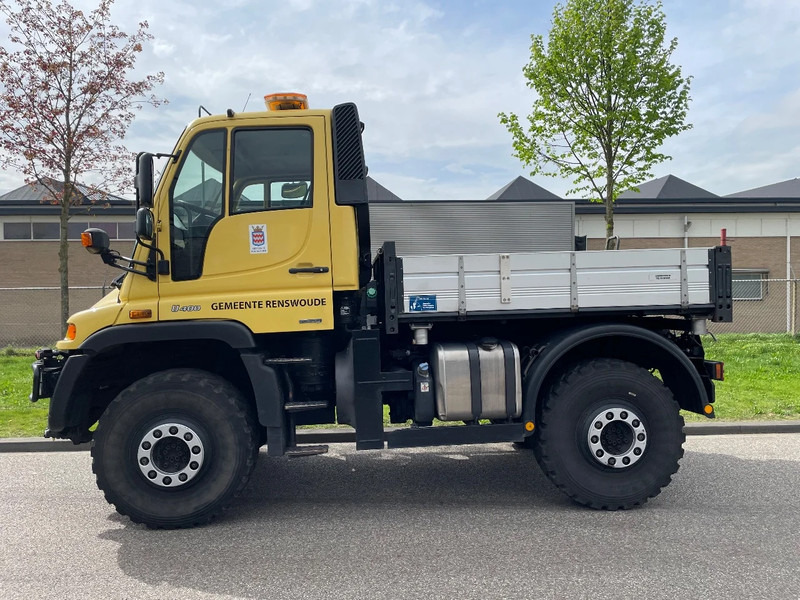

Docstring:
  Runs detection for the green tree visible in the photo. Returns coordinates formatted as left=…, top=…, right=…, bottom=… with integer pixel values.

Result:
left=0, top=0, right=165, bottom=335
left=500, top=0, right=691, bottom=247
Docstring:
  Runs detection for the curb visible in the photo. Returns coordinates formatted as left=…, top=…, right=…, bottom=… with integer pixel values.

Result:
left=2, top=421, right=799, bottom=453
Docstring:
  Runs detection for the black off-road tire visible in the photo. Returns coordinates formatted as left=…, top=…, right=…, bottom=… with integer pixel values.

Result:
left=534, top=358, right=685, bottom=510
left=92, top=368, right=259, bottom=528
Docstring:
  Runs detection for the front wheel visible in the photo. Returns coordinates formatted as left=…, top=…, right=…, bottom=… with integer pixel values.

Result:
left=534, top=358, right=685, bottom=510
left=92, top=369, right=259, bottom=528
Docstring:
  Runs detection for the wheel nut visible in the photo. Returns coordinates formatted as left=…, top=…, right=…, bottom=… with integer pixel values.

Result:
left=608, top=457, right=616, bottom=466
left=623, top=457, right=631, bottom=465
left=594, top=421, right=602, bottom=429
left=184, top=432, right=193, bottom=441
left=163, top=477, right=172, bottom=485
left=620, top=411, right=628, bottom=419
left=591, top=435, right=599, bottom=444
left=179, top=473, right=188, bottom=482
left=192, top=446, right=201, bottom=455
left=153, top=429, right=162, bottom=438
left=632, top=419, right=640, bottom=427
left=595, top=449, right=604, bottom=457
left=140, top=457, right=149, bottom=465
left=637, top=433, right=646, bottom=441
left=190, top=461, right=199, bottom=470
left=148, top=471, right=157, bottom=479
left=605, top=412, right=614, bottom=420
left=169, top=426, right=178, bottom=435
left=634, top=448, right=642, bottom=456
left=142, top=441, right=151, bottom=450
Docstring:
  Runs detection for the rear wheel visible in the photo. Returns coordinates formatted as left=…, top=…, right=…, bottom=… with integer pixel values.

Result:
left=92, top=368, right=258, bottom=528
left=534, top=358, right=684, bottom=509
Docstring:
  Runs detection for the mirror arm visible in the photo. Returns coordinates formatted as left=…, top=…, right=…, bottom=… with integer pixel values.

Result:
left=135, top=235, right=166, bottom=263
left=98, top=249, right=168, bottom=281
left=154, top=150, right=182, bottom=164
left=134, top=236, right=170, bottom=278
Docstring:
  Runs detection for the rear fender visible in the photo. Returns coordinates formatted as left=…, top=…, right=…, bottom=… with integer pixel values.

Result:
left=522, top=323, right=711, bottom=429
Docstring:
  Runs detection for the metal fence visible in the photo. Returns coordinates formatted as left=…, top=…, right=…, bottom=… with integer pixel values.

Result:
left=1, top=280, right=799, bottom=348
left=0, top=286, right=108, bottom=348
left=708, top=278, right=800, bottom=335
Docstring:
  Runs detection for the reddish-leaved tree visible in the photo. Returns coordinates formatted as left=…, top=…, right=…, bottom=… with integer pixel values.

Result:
left=0, top=0, right=165, bottom=335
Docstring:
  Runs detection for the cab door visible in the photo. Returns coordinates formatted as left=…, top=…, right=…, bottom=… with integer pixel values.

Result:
left=157, top=116, right=335, bottom=333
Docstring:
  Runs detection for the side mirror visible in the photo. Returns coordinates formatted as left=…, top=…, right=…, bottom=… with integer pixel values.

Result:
left=81, top=228, right=110, bottom=255
left=281, top=181, right=308, bottom=199
left=135, top=207, right=154, bottom=241
left=135, top=152, right=154, bottom=208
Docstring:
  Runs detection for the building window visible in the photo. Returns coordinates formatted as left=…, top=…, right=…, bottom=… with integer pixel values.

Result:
left=732, top=270, right=768, bottom=301
left=68, top=222, right=89, bottom=240
left=32, top=222, right=60, bottom=240
left=3, top=222, right=31, bottom=240
left=117, top=222, right=135, bottom=240
left=89, top=222, right=117, bottom=238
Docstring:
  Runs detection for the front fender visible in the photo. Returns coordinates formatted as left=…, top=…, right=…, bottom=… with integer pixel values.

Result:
left=45, top=321, right=259, bottom=442
left=44, top=353, right=92, bottom=441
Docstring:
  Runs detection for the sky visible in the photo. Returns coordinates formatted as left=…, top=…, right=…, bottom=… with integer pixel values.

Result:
left=1, top=0, right=798, bottom=200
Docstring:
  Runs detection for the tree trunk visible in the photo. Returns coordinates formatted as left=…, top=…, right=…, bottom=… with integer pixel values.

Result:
left=604, top=170, right=616, bottom=250
left=58, top=186, right=70, bottom=338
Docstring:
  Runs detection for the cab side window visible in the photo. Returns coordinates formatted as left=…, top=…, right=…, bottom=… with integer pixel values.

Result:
left=231, top=128, right=313, bottom=214
left=169, top=129, right=226, bottom=281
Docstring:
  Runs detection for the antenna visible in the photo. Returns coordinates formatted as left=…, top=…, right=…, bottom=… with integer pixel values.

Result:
left=242, top=93, right=252, bottom=112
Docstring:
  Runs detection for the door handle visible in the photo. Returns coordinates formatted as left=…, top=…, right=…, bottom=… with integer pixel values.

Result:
left=288, top=266, right=329, bottom=274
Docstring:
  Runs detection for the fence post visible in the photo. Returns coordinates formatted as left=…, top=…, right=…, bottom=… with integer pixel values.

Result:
left=792, top=280, right=798, bottom=337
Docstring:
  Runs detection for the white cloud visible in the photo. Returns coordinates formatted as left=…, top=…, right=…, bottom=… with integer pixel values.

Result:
left=0, top=0, right=798, bottom=200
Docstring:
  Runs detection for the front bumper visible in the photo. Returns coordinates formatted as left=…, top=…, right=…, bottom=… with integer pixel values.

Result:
left=30, top=350, right=67, bottom=403
left=30, top=350, right=92, bottom=441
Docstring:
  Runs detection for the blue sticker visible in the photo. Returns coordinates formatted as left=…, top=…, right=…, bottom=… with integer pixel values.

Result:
left=409, top=295, right=437, bottom=312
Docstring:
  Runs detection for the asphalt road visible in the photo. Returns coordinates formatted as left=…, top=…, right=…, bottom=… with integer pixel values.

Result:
left=1, top=434, right=799, bottom=600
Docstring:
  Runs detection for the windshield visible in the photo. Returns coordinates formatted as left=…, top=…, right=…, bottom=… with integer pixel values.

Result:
left=169, top=129, right=226, bottom=281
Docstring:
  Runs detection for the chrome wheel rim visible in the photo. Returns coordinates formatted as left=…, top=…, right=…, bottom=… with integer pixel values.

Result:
left=136, top=422, right=205, bottom=488
left=586, top=407, right=647, bottom=469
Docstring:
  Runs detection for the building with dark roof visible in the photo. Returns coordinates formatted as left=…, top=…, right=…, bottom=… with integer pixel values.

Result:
left=618, top=174, right=718, bottom=199
left=366, top=176, right=403, bottom=202
left=571, top=174, right=800, bottom=333
left=725, top=178, right=800, bottom=198
left=0, top=179, right=135, bottom=344
left=487, top=176, right=561, bottom=201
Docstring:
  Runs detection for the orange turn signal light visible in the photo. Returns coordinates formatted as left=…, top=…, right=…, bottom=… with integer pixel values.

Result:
left=704, top=404, right=714, bottom=415
left=525, top=421, right=535, bottom=432
left=129, top=309, right=152, bottom=320
left=714, top=362, right=724, bottom=381
left=65, top=323, right=76, bottom=341
left=80, top=232, right=93, bottom=248
left=705, top=360, right=724, bottom=381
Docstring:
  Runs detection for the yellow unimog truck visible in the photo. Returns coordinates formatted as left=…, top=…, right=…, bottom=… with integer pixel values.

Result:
left=31, top=93, right=732, bottom=528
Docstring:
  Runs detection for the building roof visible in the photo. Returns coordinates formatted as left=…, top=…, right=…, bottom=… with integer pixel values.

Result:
left=619, top=174, right=718, bottom=199
left=487, top=176, right=561, bottom=200
left=366, top=177, right=403, bottom=203
left=0, top=178, right=132, bottom=216
left=725, top=178, right=800, bottom=198
left=574, top=196, right=800, bottom=215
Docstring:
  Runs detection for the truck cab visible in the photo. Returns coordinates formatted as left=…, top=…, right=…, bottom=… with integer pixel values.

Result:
left=62, top=97, right=368, bottom=347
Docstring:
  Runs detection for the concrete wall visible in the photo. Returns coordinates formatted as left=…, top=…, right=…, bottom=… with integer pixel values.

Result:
left=0, top=240, right=127, bottom=287
left=0, top=241, right=126, bottom=346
